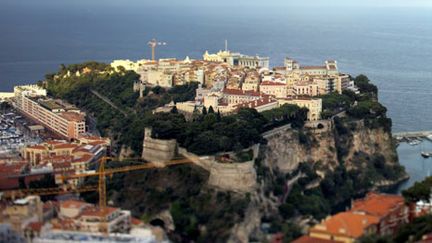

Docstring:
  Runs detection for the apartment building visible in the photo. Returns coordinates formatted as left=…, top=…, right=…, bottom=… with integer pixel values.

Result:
left=309, top=211, right=379, bottom=243
left=260, top=81, right=288, bottom=98
left=13, top=85, right=86, bottom=140
left=296, top=193, right=409, bottom=243
left=350, top=192, right=409, bottom=235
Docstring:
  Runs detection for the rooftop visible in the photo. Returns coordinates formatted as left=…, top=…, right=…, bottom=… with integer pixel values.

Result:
left=81, top=207, right=118, bottom=218
left=351, top=192, right=405, bottom=218
left=59, top=112, right=85, bottom=122
left=223, top=88, right=261, bottom=97
left=310, top=211, right=379, bottom=239
left=292, top=236, right=342, bottom=243
left=61, top=200, right=90, bottom=209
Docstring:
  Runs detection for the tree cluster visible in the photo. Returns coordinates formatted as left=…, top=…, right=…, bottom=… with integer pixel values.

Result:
left=145, top=105, right=307, bottom=155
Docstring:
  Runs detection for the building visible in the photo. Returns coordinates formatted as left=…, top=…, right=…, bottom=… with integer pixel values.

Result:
left=292, top=235, right=342, bottom=243
left=110, top=59, right=150, bottom=72
left=300, top=193, right=409, bottom=243
left=0, top=196, right=44, bottom=235
left=309, top=211, right=379, bottom=243
left=350, top=192, right=409, bottom=235
left=20, top=139, right=109, bottom=186
left=278, top=97, right=322, bottom=121
left=292, top=83, right=319, bottom=96
left=285, top=58, right=339, bottom=76
left=234, top=95, right=278, bottom=113
left=203, top=50, right=269, bottom=69
left=13, top=85, right=86, bottom=140
left=54, top=200, right=131, bottom=234
left=260, top=81, right=288, bottom=98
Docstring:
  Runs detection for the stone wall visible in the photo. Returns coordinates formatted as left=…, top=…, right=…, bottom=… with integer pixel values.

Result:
left=142, top=128, right=177, bottom=164
left=179, top=147, right=257, bottom=193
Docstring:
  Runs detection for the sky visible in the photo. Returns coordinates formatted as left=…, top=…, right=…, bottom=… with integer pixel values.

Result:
left=2, top=0, right=432, bottom=8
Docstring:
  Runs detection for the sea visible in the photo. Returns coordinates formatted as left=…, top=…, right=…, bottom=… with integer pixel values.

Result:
left=0, top=1, right=431, bottom=191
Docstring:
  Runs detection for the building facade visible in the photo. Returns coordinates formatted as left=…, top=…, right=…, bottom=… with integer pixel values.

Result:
left=13, top=85, right=86, bottom=140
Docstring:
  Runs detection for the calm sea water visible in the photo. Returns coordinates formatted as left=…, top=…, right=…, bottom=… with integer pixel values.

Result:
left=0, top=2, right=431, bottom=189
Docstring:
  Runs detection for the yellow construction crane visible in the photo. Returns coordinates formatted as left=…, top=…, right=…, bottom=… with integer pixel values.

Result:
left=1, top=157, right=191, bottom=209
left=147, top=38, right=166, bottom=61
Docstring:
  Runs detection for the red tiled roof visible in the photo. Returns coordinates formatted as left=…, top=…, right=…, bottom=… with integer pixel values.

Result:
left=131, top=217, right=144, bottom=226
left=292, top=236, right=342, bottom=243
left=61, top=200, right=90, bottom=210
left=310, top=211, right=379, bottom=239
left=81, top=207, right=118, bottom=218
left=54, top=144, right=78, bottom=149
left=351, top=192, right=406, bottom=218
left=27, top=222, right=43, bottom=232
left=234, top=96, right=277, bottom=110
left=27, top=145, right=46, bottom=150
left=223, top=88, right=261, bottom=97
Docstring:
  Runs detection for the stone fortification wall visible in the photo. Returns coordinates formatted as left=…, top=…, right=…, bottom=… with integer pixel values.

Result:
left=179, top=148, right=257, bottom=193
left=142, top=128, right=177, bottom=163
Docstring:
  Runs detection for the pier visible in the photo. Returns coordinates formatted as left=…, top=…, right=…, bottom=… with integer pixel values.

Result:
left=392, top=131, right=432, bottom=139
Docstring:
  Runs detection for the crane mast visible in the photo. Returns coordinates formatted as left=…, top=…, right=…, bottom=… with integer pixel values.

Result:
left=147, top=38, right=166, bottom=61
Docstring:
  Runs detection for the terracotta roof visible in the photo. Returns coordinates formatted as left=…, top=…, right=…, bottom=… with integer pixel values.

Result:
left=131, top=217, right=144, bottom=226
left=234, top=96, right=277, bottom=110
left=26, top=222, right=43, bottom=232
left=54, top=144, right=78, bottom=149
left=310, top=211, right=379, bottom=239
left=292, top=236, right=342, bottom=243
left=61, top=200, right=90, bottom=209
left=81, top=207, right=118, bottom=218
left=72, top=154, right=93, bottom=163
left=351, top=192, right=406, bottom=218
left=27, top=145, right=46, bottom=150
left=45, top=140, right=64, bottom=145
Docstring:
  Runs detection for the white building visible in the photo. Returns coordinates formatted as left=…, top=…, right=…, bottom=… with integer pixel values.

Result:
left=203, top=50, right=269, bottom=69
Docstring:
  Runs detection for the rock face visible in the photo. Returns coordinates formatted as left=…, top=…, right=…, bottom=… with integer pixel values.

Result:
left=263, top=120, right=398, bottom=175
left=264, top=126, right=338, bottom=174
left=142, top=128, right=177, bottom=163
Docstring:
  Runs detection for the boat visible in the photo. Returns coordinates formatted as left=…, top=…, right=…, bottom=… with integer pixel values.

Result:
left=409, top=139, right=421, bottom=146
left=427, top=135, right=432, bottom=142
left=421, top=152, right=432, bottom=158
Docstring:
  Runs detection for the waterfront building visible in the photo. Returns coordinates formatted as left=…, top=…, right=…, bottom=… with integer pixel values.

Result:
left=13, top=85, right=86, bottom=140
